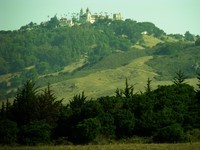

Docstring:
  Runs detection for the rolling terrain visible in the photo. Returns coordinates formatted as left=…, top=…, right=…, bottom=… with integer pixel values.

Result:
left=1, top=17, right=200, bottom=146
left=0, top=17, right=199, bottom=102
left=50, top=55, right=198, bottom=103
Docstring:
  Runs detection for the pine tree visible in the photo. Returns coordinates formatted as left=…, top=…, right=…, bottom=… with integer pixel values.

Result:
left=145, top=78, right=152, bottom=94
left=37, top=83, right=62, bottom=126
left=173, top=70, right=187, bottom=85
left=11, top=80, right=38, bottom=126
left=196, top=72, right=200, bottom=102
left=197, top=72, right=200, bottom=89
left=0, top=102, right=5, bottom=120
left=116, top=78, right=134, bottom=98
left=69, top=91, right=87, bottom=113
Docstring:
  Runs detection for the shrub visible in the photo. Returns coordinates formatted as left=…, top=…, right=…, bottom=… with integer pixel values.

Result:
left=187, top=129, right=200, bottom=142
left=20, top=120, right=52, bottom=145
left=153, top=124, right=189, bottom=143
left=195, top=38, right=200, bottom=46
left=114, top=110, right=135, bottom=139
left=0, top=119, right=18, bottom=145
left=76, top=118, right=101, bottom=144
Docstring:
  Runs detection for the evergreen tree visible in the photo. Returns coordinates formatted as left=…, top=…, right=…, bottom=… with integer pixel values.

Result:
left=184, top=31, right=194, bottom=41
left=11, top=80, right=39, bottom=126
left=145, top=78, right=152, bottom=94
left=69, top=92, right=87, bottom=113
left=116, top=78, right=134, bottom=98
left=37, top=83, right=62, bottom=126
left=195, top=38, right=200, bottom=46
left=63, top=92, right=88, bottom=142
left=197, top=72, right=200, bottom=90
left=196, top=72, right=200, bottom=103
left=173, top=70, right=187, bottom=85
left=5, top=99, right=11, bottom=119
left=0, top=102, right=5, bottom=120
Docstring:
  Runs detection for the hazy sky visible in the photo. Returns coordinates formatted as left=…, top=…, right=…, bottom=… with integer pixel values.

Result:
left=0, top=0, right=200, bottom=35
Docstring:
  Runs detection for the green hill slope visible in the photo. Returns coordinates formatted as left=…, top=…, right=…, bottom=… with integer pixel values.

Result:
left=0, top=17, right=199, bottom=100
left=51, top=55, right=198, bottom=103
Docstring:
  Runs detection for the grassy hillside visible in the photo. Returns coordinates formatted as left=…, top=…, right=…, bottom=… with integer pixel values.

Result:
left=1, top=40, right=199, bottom=101
left=147, top=45, right=200, bottom=80
left=142, top=34, right=163, bottom=47
left=0, top=17, right=199, bottom=100
left=51, top=56, right=156, bottom=102
left=50, top=55, right=198, bottom=103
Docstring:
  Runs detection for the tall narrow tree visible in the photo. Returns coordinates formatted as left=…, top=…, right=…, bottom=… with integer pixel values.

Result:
left=116, top=78, right=134, bottom=98
left=37, top=83, right=62, bottom=126
left=145, top=78, right=152, bottom=94
left=11, top=80, right=38, bottom=126
left=172, top=70, right=187, bottom=85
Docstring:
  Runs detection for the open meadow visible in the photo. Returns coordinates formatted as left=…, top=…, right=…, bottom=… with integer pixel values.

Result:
left=50, top=55, right=198, bottom=103
left=1, top=143, right=200, bottom=150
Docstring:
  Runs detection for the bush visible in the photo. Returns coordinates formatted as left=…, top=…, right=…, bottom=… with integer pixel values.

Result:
left=153, top=124, right=189, bottom=143
left=54, top=137, right=73, bottom=145
left=76, top=118, right=101, bottom=144
left=195, top=38, right=200, bottom=46
left=0, top=120, right=18, bottom=145
left=187, top=129, right=200, bottom=142
left=114, top=110, right=135, bottom=139
left=98, top=113, right=116, bottom=139
left=20, top=120, right=52, bottom=145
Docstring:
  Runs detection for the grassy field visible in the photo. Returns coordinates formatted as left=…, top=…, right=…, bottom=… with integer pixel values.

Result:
left=142, top=35, right=163, bottom=47
left=50, top=55, right=198, bottom=103
left=1, top=40, right=199, bottom=103
left=0, top=53, right=198, bottom=104
left=51, top=56, right=159, bottom=103
left=1, top=143, right=200, bottom=150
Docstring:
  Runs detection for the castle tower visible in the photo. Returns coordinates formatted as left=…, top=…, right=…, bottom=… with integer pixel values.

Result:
left=80, top=8, right=84, bottom=16
left=113, top=13, right=122, bottom=20
left=86, top=8, right=92, bottom=22
left=79, top=8, right=95, bottom=24
left=86, top=8, right=90, bottom=14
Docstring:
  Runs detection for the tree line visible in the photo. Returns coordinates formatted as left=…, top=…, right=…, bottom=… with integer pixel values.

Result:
left=1, top=71, right=200, bottom=145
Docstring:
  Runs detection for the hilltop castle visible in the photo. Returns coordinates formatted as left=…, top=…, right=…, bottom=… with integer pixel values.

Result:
left=79, top=8, right=122, bottom=24
left=41, top=8, right=122, bottom=29
left=79, top=8, right=95, bottom=24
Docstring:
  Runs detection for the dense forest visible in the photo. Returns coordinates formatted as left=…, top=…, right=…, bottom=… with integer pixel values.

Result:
left=1, top=71, right=200, bottom=145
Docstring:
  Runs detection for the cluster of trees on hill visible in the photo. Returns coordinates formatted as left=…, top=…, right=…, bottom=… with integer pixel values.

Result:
left=1, top=16, right=199, bottom=100
left=1, top=71, right=200, bottom=145
left=0, top=18, right=165, bottom=99
left=147, top=42, right=200, bottom=80
left=0, top=18, right=165, bottom=75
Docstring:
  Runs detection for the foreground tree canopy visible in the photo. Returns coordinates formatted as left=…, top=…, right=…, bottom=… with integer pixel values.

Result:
left=1, top=71, right=200, bottom=145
